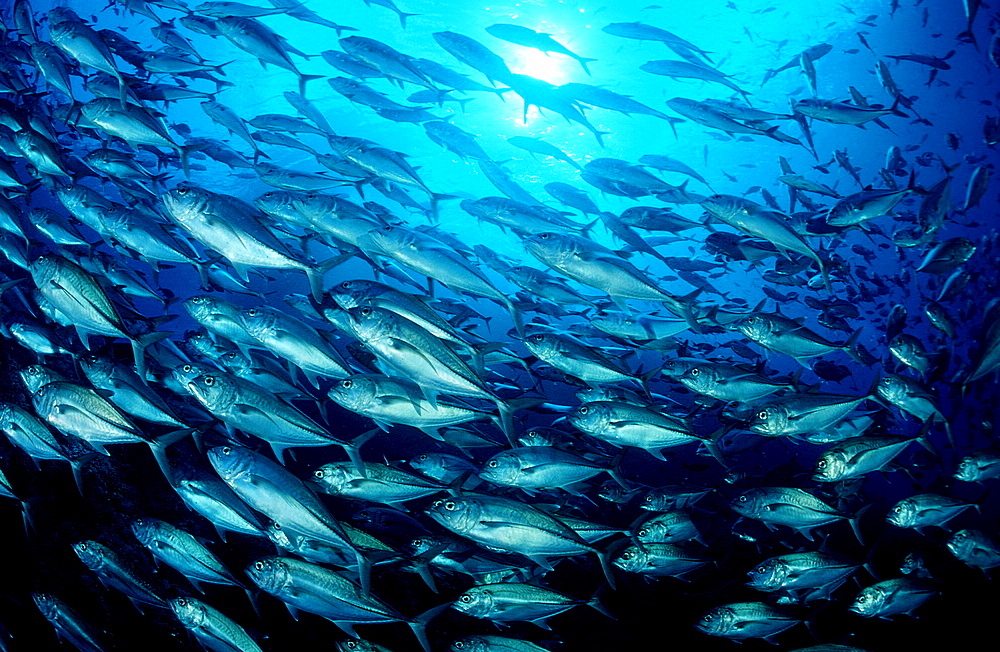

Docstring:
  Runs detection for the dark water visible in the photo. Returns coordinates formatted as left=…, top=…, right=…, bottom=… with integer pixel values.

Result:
left=0, top=0, right=998, bottom=650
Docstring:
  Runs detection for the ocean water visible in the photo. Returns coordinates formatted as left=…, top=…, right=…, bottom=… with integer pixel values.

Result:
left=0, top=0, right=997, bottom=650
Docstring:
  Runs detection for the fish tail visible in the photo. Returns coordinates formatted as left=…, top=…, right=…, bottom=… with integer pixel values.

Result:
left=148, top=428, right=195, bottom=481
left=398, top=12, right=420, bottom=29
left=576, top=56, right=599, bottom=76
left=504, top=296, right=525, bottom=339
left=342, top=428, right=379, bottom=477
left=843, top=328, right=863, bottom=362
left=595, top=546, right=618, bottom=590
left=408, top=602, right=450, bottom=652
left=307, top=252, right=353, bottom=302
left=495, top=398, right=517, bottom=447
left=177, top=144, right=194, bottom=178
left=117, top=75, right=129, bottom=109
left=588, top=584, right=615, bottom=618
left=131, top=330, right=171, bottom=381
left=849, top=503, right=874, bottom=546
left=355, top=549, right=373, bottom=597
left=702, top=426, right=729, bottom=466
left=68, top=452, right=99, bottom=496
left=298, top=74, right=325, bottom=99
left=607, top=449, right=631, bottom=489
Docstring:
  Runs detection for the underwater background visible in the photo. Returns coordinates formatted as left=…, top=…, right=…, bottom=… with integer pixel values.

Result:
left=0, top=0, right=998, bottom=650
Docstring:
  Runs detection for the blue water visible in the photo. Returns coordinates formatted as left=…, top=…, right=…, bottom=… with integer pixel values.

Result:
left=0, top=0, right=998, bottom=650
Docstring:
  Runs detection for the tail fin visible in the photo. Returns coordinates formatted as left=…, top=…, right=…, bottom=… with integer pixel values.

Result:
left=576, top=56, right=599, bottom=76
left=298, top=74, right=325, bottom=99
left=341, top=428, right=378, bottom=478
left=398, top=12, right=420, bottom=29
left=306, top=253, right=353, bottom=302
left=407, top=602, right=449, bottom=652
left=131, top=331, right=172, bottom=381
left=888, top=94, right=908, bottom=118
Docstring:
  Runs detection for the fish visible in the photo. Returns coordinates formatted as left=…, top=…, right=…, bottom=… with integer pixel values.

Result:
left=169, top=596, right=263, bottom=652
left=131, top=517, right=243, bottom=591
left=641, top=60, right=751, bottom=102
left=569, top=400, right=704, bottom=461
left=813, top=435, right=921, bottom=482
left=485, top=24, right=596, bottom=75
left=700, top=195, right=829, bottom=286
left=733, top=312, right=859, bottom=362
left=695, top=602, right=800, bottom=642
left=747, top=551, right=860, bottom=601
left=731, top=486, right=858, bottom=540
left=188, top=372, right=360, bottom=463
left=245, top=555, right=442, bottom=651
left=34, top=593, right=110, bottom=652
left=946, top=529, right=1000, bottom=569
left=954, top=450, right=1000, bottom=482
left=426, top=494, right=617, bottom=586
left=71, top=540, right=166, bottom=610
left=523, top=232, right=700, bottom=330
left=850, top=578, right=937, bottom=618
left=215, top=16, right=323, bottom=96
left=792, top=97, right=907, bottom=125
left=451, top=582, right=609, bottom=626
left=886, top=493, right=976, bottom=531
left=312, top=460, right=448, bottom=506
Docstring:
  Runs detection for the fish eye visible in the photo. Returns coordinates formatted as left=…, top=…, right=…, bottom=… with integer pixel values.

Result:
left=817, top=460, right=826, bottom=469
left=460, top=594, right=472, bottom=602
left=622, top=551, right=632, bottom=559
left=444, top=501, right=456, bottom=511
left=454, top=643, right=465, bottom=650
left=579, top=406, right=589, bottom=415
left=418, top=455, right=427, bottom=461
left=638, top=528, right=648, bottom=537
left=345, top=643, right=357, bottom=650
left=273, top=523, right=282, bottom=530
left=248, top=308, right=257, bottom=316
left=341, top=379, right=353, bottom=389
left=487, top=460, right=498, bottom=468
left=340, top=281, right=351, bottom=289
left=254, top=561, right=264, bottom=570
left=221, top=446, right=232, bottom=454
left=183, top=364, right=193, bottom=372
left=703, top=614, right=713, bottom=622
left=176, top=597, right=188, bottom=606
left=857, top=595, right=867, bottom=603
left=690, top=368, right=700, bottom=376
left=531, top=334, right=544, bottom=342
left=539, top=233, right=551, bottom=240
left=381, top=225, right=393, bottom=232
left=757, top=411, right=768, bottom=420
left=739, top=495, right=747, bottom=502
left=360, top=307, right=372, bottom=316
left=78, top=542, right=88, bottom=550
left=204, top=376, right=215, bottom=386
left=314, top=469, right=325, bottom=478
left=177, top=186, right=188, bottom=195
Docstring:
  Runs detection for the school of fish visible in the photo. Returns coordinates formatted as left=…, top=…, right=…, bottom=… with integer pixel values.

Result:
left=0, top=0, right=998, bottom=651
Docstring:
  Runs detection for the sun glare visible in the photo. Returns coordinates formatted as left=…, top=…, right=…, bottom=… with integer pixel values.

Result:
left=509, top=46, right=574, bottom=86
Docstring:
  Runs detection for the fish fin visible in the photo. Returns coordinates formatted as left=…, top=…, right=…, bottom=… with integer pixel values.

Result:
left=407, top=602, right=449, bottom=652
